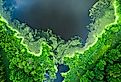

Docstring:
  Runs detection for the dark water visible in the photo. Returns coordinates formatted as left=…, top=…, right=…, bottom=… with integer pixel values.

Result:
left=4, top=0, right=96, bottom=43
left=54, top=64, right=69, bottom=82
left=3, top=0, right=97, bottom=82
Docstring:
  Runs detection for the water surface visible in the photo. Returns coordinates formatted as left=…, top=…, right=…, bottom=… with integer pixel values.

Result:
left=7, top=0, right=97, bottom=43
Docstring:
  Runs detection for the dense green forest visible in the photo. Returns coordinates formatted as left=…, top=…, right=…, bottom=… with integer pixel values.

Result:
left=0, top=0, right=121, bottom=82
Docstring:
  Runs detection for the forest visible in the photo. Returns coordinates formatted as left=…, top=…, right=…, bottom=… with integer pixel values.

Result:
left=0, top=0, right=121, bottom=82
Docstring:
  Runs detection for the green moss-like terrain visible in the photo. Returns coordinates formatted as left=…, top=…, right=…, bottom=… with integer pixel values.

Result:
left=0, top=16, right=57, bottom=81
left=62, top=0, right=121, bottom=82
left=0, top=0, right=121, bottom=82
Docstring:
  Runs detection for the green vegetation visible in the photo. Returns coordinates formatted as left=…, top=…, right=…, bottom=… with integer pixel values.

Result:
left=83, top=0, right=115, bottom=52
left=0, top=16, right=57, bottom=81
left=0, top=50, right=6, bottom=82
left=0, top=0, right=121, bottom=82
left=63, top=24, right=121, bottom=82
left=62, top=0, right=121, bottom=82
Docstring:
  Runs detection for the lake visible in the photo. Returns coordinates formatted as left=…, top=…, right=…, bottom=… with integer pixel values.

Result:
left=3, top=0, right=97, bottom=81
